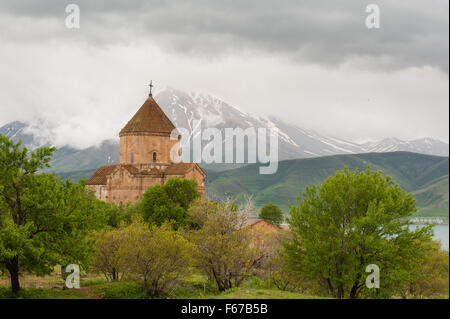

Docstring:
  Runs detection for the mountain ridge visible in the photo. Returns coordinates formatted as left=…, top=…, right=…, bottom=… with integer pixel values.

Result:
left=204, top=152, right=449, bottom=218
left=1, top=87, right=448, bottom=173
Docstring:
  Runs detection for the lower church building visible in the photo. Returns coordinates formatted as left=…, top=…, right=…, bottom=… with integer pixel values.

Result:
left=86, top=89, right=206, bottom=205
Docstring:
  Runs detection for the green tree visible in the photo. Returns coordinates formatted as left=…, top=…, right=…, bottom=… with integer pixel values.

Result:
left=140, top=178, right=200, bottom=228
left=0, top=135, right=102, bottom=294
left=98, top=201, right=138, bottom=228
left=259, top=203, right=284, bottom=225
left=285, top=167, right=433, bottom=299
left=163, top=178, right=200, bottom=210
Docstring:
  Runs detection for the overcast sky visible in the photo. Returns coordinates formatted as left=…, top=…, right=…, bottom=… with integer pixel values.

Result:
left=0, top=0, right=448, bottom=148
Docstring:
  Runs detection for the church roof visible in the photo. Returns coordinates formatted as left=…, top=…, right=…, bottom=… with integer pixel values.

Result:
left=165, top=162, right=205, bottom=175
left=85, top=165, right=118, bottom=185
left=85, top=162, right=206, bottom=186
left=119, top=95, right=176, bottom=136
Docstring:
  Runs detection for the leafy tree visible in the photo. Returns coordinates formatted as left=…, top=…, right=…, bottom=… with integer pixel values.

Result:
left=119, top=218, right=193, bottom=297
left=285, top=167, right=433, bottom=299
left=0, top=135, right=102, bottom=293
left=259, top=203, right=284, bottom=225
left=140, top=178, right=200, bottom=228
left=98, top=201, right=138, bottom=228
left=188, top=199, right=264, bottom=291
left=163, top=178, right=200, bottom=210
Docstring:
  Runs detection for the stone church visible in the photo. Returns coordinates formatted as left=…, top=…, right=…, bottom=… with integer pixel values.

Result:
left=86, top=89, right=206, bottom=205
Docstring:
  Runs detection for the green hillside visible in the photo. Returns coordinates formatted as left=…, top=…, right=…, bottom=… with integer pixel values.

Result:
left=56, top=169, right=97, bottom=183
left=413, top=175, right=449, bottom=217
left=205, top=152, right=449, bottom=217
left=49, top=141, right=119, bottom=173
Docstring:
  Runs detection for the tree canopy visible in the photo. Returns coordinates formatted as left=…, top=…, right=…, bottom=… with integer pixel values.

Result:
left=285, top=167, right=434, bottom=299
left=140, top=177, right=200, bottom=229
left=0, top=135, right=104, bottom=293
left=259, top=203, right=284, bottom=225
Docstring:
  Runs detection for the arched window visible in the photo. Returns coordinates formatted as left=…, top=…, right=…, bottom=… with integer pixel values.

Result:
left=131, top=152, right=134, bottom=164
left=153, top=151, right=157, bottom=163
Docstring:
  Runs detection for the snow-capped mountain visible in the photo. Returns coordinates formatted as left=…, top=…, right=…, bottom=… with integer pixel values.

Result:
left=155, top=88, right=368, bottom=161
left=154, top=88, right=448, bottom=160
left=361, top=138, right=449, bottom=157
left=0, top=121, right=54, bottom=150
left=0, top=121, right=119, bottom=172
left=1, top=87, right=448, bottom=173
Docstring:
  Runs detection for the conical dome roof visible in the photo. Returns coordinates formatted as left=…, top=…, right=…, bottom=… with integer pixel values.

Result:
left=120, top=95, right=176, bottom=136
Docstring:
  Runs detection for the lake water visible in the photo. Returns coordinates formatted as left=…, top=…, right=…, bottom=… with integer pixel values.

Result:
left=410, top=224, right=449, bottom=250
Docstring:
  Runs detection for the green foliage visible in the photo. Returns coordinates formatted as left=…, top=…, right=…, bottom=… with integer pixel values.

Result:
left=118, top=218, right=193, bottom=297
left=163, top=178, right=201, bottom=210
left=92, top=228, right=126, bottom=281
left=0, top=135, right=103, bottom=294
left=285, top=167, right=434, bottom=299
left=90, top=219, right=193, bottom=297
left=98, top=201, right=138, bottom=228
left=259, top=203, right=284, bottom=225
left=140, top=177, right=200, bottom=229
left=401, top=240, right=449, bottom=298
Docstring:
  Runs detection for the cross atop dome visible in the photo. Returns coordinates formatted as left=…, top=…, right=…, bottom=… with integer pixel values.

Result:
left=120, top=83, right=176, bottom=136
left=148, top=80, right=154, bottom=96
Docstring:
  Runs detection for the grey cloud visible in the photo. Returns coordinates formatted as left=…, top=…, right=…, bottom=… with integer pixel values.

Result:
left=0, top=0, right=448, bottom=72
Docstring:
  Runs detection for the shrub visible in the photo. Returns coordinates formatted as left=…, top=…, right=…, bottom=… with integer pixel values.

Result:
left=188, top=199, right=264, bottom=291
left=401, top=240, right=449, bottom=298
left=92, top=228, right=126, bottom=281
left=120, top=219, right=193, bottom=297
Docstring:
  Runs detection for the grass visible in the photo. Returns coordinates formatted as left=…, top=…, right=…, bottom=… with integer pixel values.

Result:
left=0, top=286, right=91, bottom=299
left=2, top=272, right=447, bottom=299
left=169, top=275, right=326, bottom=299
left=208, top=288, right=324, bottom=299
left=85, top=280, right=148, bottom=299
left=0, top=273, right=323, bottom=299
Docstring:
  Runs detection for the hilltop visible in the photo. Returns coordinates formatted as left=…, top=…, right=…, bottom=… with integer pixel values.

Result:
left=205, top=152, right=449, bottom=217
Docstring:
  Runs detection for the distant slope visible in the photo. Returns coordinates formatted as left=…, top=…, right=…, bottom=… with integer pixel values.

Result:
left=56, top=151, right=449, bottom=218
left=49, top=140, right=119, bottom=173
left=413, top=175, right=449, bottom=217
left=206, top=152, right=449, bottom=217
left=56, top=169, right=97, bottom=183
